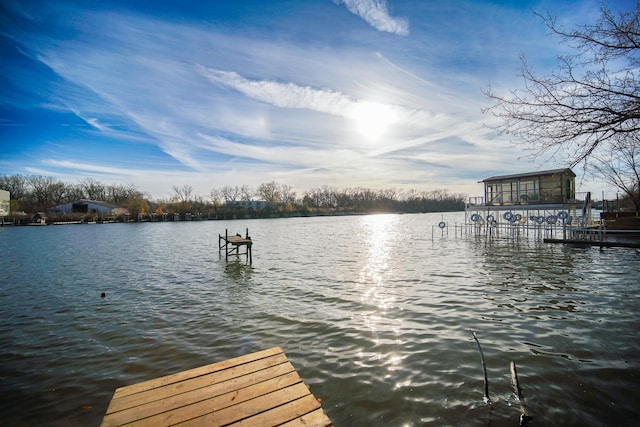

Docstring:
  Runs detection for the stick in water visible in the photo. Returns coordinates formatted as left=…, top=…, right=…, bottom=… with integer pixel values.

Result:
left=470, top=330, right=491, bottom=405
left=510, top=360, right=533, bottom=426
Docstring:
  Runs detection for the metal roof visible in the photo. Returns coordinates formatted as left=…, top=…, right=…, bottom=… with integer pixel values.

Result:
left=480, top=168, right=575, bottom=183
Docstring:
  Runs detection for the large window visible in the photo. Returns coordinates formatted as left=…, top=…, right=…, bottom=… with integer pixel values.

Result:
left=519, top=180, right=539, bottom=202
left=486, top=183, right=500, bottom=205
left=503, top=181, right=515, bottom=204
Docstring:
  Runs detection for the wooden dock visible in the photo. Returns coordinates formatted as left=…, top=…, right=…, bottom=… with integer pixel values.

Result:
left=219, top=228, right=253, bottom=263
left=544, top=237, right=640, bottom=248
left=101, top=346, right=332, bottom=427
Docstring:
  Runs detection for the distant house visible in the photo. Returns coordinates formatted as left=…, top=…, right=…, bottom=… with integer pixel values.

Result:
left=481, top=168, right=576, bottom=206
left=0, top=189, right=9, bottom=217
left=47, top=199, right=128, bottom=216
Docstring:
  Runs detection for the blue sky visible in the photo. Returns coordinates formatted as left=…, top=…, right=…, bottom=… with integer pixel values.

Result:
left=0, top=0, right=631, bottom=200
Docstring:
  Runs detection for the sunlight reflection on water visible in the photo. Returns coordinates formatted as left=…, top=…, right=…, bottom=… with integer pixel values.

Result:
left=0, top=214, right=639, bottom=426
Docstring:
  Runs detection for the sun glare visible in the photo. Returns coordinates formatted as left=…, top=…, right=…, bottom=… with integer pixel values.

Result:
left=353, top=101, right=396, bottom=140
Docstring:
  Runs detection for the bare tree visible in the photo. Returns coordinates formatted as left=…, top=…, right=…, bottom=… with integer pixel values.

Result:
left=172, top=185, right=193, bottom=212
left=220, top=185, right=241, bottom=203
left=80, top=178, right=107, bottom=201
left=0, top=174, right=27, bottom=199
left=108, top=183, right=146, bottom=206
left=280, top=184, right=297, bottom=206
left=28, top=175, right=62, bottom=211
left=589, top=133, right=640, bottom=214
left=210, top=189, right=222, bottom=206
left=65, top=183, right=86, bottom=201
left=485, top=5, right=640, bottom=165
left=256, top=181, right=281, bottom=204
left=240, top=185, right=253, bottom=201
left=172, top=185, right=193, bottom=203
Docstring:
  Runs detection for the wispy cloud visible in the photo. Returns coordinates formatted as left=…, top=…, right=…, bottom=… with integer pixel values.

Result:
left=197, top=65, right=434, bottom=130
left=42, top=159, right=132, bottom=175
left=333, top=0, right=409, bottom=36
left=198, top=67, right=355, bottom=117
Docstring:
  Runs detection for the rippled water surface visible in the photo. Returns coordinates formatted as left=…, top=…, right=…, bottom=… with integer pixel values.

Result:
left=1, top=213, right=639, bottom=426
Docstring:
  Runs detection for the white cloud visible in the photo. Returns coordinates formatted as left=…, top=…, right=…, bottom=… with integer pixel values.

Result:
left=333, top=0, right=409, bottom=36
left=198, top=67, right=354, bottom=117
left=197, top=66, right=437, bottom=132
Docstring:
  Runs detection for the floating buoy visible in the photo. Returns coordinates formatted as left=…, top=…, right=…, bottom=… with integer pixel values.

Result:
left=101, top=292, right=106, bottom=298
left=438, top=221, right=446, bottom=229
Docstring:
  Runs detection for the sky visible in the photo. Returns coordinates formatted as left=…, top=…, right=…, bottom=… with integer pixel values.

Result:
left=0, top=0, right=633, bottom=200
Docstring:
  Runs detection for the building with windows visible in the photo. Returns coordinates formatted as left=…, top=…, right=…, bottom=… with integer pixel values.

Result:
left=0, top=189, right=9, bottom=217
left=481, top=168, right=576, bottom=206
left=466, top=168, right=591, bottom=228
left=47, top=199, right=128, bottom=216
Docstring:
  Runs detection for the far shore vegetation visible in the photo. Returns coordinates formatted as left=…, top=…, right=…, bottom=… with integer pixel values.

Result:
left=0, top=174, right=466, bottom=221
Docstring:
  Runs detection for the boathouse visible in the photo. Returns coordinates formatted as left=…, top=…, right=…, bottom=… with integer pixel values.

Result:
left=466, top=168, right=591, bottom=230
left=47, top=199, right=128, bottom=215
left=480, top=168, right=576, bottom=206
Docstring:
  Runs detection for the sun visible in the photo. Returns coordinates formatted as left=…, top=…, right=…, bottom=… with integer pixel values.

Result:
left=353, top=101, right=396, bottom=140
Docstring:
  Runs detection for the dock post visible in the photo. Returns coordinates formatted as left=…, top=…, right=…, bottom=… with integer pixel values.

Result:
left=246, top=228, right=252, bottom=264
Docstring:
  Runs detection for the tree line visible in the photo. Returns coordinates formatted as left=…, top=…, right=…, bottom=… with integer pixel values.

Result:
left=0, top=175, right=466, bottom=218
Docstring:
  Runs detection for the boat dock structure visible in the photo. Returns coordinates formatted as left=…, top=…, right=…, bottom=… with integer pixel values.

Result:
left=432, top=169, right=640, bottom=248
left=101, top=346, right=333, bottom=427
left=219, top=228, right=253, bottom=263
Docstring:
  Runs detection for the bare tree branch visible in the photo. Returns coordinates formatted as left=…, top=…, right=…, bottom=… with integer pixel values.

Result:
left=485, top=4, right=640, bottom=165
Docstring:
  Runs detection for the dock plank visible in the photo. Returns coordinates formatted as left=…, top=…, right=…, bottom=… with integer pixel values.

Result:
left=103, top=364, right=299, bottom=426
left=230, top=394, right=330, bottom=427
left=177, top=382, right=312, bottom=427
left=106, top=352, right=289, bottom=414
left=279, top=408, right=334, bottom=427
left=111, top=347, right=281, bottom=400
left=223, top=235, right=251, bottom=244
left=101, top=347, right=332, bottom=427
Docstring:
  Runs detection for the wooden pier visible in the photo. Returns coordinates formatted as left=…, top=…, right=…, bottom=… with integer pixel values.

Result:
left=219, top=228, right=252, bottom=263
left=101, top=346, right=332, bottom=427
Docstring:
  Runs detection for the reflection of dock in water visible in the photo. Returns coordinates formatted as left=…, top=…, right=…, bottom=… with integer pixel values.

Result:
left=219, top=228, right=252, bottom=263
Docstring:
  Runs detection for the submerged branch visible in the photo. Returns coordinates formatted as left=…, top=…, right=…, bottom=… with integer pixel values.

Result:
left=470, top=330, right=491, bottom=406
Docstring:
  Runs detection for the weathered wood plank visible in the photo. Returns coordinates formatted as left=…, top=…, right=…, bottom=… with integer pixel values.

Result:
left=176, top=382, right=311, bottom=427
left=101, top=347, right=333, bottom=427
left=104, top=370, right=303, bottom=426
left=231, top=394, right=327, bottom=427
left=106, top=352, right=289, bottom=414
left=111, top=347, right=282, bottom=400
left=105, top=362, right=302, bottom=425
left=278, top=408, right=334, bottom=427
left=223, top=235, right=251, bottom=244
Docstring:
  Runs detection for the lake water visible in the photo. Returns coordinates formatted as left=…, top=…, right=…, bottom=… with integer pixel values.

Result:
left=0, top=212, right=639, bottom=426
